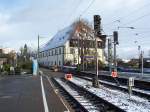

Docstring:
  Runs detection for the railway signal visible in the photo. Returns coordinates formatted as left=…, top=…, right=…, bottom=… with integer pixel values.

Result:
left=93, top=15, right=102, bottom=88
left=94, top=15, right=101, bottom=36
left=113, top=31, right=119, bottom=45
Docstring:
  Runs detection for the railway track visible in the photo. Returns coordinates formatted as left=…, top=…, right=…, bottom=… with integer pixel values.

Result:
left=75, top=75, right=150, bottom=100
left=75, top=71, right=150, bottom=91
left=51, top=77, right=125, bottom=112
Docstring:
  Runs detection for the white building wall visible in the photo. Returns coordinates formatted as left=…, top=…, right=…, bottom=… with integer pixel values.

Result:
left=39, top=46, right=64, bottom=67
left=63, top=40, right=105, bottom=65
left=64, top=41, right=79, bottom=65
left=38, top=40, right=105, bottom=67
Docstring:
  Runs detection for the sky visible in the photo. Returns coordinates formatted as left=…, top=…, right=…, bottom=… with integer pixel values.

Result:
left=0, top=0, right=150, bottom=59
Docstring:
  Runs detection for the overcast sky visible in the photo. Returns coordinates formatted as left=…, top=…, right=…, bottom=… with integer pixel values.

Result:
left=0, top=0, right=150, bottom=59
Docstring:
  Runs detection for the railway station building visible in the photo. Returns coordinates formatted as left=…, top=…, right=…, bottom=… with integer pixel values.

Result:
left=38, top=20, right=106, bottom=68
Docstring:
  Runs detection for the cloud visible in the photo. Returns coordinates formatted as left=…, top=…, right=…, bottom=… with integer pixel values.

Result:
left=0, top=0, right=149, bottom=59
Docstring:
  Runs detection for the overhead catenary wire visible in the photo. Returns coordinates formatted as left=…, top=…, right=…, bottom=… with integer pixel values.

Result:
left=79, top=0, right=96, bottom=17
left=56, top=0, right=83, bottom=31
left=104, top=12, right=150, bottom=32
left=103, top=2, right=150, bottom=26
left=122, top=12, right=150, bottom=26
left=63, top=0, right=82, bottom=26
left=61, top=0, right=96, bottom=30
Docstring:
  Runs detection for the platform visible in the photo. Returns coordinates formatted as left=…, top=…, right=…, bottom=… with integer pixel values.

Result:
left=0, top=75, right=68, bottom=112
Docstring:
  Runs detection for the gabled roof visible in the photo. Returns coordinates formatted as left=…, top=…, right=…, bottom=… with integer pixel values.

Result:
left=40, top=20, right=102, bottom=52
left=40, top=24, right=75, bottom=52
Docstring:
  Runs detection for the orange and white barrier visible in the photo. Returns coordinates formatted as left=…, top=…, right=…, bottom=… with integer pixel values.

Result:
left=65, top=73, right=72, bottom=80
left=111, top=71, right=118, bottom=77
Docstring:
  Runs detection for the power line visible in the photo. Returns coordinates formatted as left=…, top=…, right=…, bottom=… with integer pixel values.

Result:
left=58, top=0, right=82, bottom=30
left=117, top=2, right=150, bottom=22
left=65, top=0, right=82, bottom=23
left=122, top=12, right=150, bottom=25
left=80, top=0, right=96, bottom=17
left=104, top=12, right=150, bottom=32
left=62, top=0, right=96, bottom=29
left=103, top=2, right=150, bottom=26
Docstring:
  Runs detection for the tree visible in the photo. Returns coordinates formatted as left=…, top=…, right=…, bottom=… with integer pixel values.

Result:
left=74, top=19, right=96, bottom=70
left=127, top=59, right=138, bottom=68
left=20, top=47, right=24, bottom=56
left=19, top=44, right=34, bottom=61
left=23, top=44, right=28, bottom=56
left=117, top=58, right=128, bottom=68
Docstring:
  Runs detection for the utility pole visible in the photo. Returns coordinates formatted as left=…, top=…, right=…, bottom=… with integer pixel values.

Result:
left=108, top=38, right=112, bottom=74
left=138, top=45, right=141, bottom=69
left=114, top=41, right=117, bottom=69
left=141, top=51, right=144, bottom=77
left=93, top=15, right=101, bottom=88
left=78, top=34, right=80, bottom=67
left=38, top=35, right=40, bottom=60
left=37, top=34, right=40, bottom=75
left=95, top=32, right=99, bottom=83
left=113, top=31, right=119, bottom=72
left=77, top=19, right=80, bottom=68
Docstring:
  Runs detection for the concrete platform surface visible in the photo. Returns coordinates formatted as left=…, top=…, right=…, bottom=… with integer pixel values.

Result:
left=0, top=75, right=68, bottom=112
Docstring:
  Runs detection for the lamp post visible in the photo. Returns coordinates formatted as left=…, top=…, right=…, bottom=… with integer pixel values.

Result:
left=108, top=37, right=112, bottom=74
left=37, top=35, right=48, bottom=59
left=134, top=41, right=144, bottom=77
left=141, top=50, right=144, bottom=77
left=38, top=35, right=40, bottom=60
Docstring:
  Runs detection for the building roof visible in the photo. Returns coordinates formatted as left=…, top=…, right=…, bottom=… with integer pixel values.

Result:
left=40, top=25, right=75, bottom=52
left=39, top=20, right=103, bottom=52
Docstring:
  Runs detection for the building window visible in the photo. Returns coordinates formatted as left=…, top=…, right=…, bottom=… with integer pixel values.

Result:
left=43, top=52, right=44, bottom=57
left=39, top=53, right=41, bottom=58
left=52, top=50, right=53, bottom=56
left=97, top=41, right=102, bottom=48
left=41, top=53, right=42, bottom=58
left=44, top=52, right=45, bottom=57
left=53, top=49, right=56, bottom=55
left=45, top=51, right=47, bottom=57
left=70, top=48, right=75, bottom=54
left=46, top=51, right=48, bottom=57
left=59, top=61, right=61, bottom=65
left=59, top=48, right=61, bottom=54
left=55, top=49, right=58, bottom=55
left=70, top=39, right=78, bottom=47
left=49, top=50, right=50, bottom=56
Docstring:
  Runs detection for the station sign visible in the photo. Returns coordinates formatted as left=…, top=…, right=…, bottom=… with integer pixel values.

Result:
left=128, top=77, right=134, bottom=86
left=84, top=56, right=95, bottom=59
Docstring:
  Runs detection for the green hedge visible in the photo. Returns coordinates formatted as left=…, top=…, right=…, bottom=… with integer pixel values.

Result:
left=3, top=64, right=11, bottom=72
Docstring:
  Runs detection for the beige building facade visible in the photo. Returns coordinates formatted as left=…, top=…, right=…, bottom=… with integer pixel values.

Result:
left=38, top=22, right=106, bottom=67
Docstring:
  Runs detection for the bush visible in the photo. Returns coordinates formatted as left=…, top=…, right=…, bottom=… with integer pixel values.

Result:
left=15, top=66, right=21, bottom=75
left=20, top=61, right=32, bottom=69
left=17, top=61, right=33, bottom=74
left=76, top=64, right=81, bottom=72
left=3, top=64, right=11, bottom=72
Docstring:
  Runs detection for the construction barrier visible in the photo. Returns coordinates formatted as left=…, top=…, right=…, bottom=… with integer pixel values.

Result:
left=65, top=73, right=72, bottom=80
left=111, top=71, right=118, bottom=77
